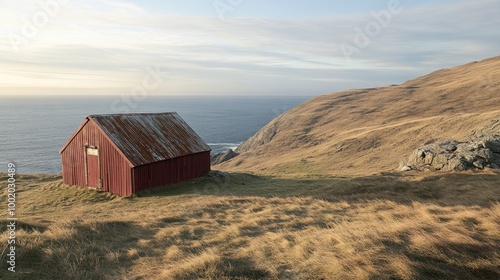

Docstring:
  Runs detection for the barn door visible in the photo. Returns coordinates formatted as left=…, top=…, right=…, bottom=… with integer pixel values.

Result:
left=86, top=147, right=100, bottom=188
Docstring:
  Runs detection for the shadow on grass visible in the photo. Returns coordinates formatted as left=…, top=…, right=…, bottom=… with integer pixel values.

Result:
left=133, top=171, right=500, bottom=279
left=0, top=217, right=271, bottom=280
left=215, top=257, right=271, bottom=279
left=401, top=242, right=499, bottom=279
left=138, top=170, right=500, bottom=207
left=1, top=221, right=155, bottom=280
left=5, top=170, right=497, bottom=279
left=0, top=221, right=48, bottom=234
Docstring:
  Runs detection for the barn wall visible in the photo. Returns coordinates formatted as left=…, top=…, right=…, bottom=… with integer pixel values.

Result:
left=132, top=151, right=211, bottom=192
left=61, top=120, right=133, bottom=196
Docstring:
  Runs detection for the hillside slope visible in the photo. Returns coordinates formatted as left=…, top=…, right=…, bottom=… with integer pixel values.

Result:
left=218, top=56, right=500, bottom=175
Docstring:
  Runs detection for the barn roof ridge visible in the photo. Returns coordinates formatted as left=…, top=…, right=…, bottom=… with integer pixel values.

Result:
left=88, top=112, right=178, bottom=118
left=61, top=113, right=211, bottom=167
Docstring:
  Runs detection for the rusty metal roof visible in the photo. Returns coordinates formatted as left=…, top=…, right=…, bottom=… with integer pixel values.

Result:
left=88, top=113, right=211, bottom=167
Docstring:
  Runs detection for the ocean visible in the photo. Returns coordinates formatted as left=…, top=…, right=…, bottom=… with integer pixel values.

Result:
left=0, top=95, right=311, bottom=174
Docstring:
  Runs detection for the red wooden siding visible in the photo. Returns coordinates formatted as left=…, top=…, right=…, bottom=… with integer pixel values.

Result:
left=132, top=152, right=211, bottom=192
left=60, top=113, right=211, bottom=196
left=60, top=119, right=133, bottom=196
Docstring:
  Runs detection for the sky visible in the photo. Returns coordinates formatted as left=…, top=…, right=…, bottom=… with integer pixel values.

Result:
left=0, top=0, right=498, bottom=96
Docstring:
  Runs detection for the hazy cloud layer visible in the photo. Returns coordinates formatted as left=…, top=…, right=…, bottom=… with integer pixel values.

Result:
left=0, top=0, right=498, bottom=95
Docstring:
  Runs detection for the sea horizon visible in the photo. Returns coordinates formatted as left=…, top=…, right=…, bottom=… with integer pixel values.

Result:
left=0, top=94, right=313, bottom=174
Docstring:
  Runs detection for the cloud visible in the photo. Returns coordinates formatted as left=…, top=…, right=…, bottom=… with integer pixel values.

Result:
left=0, top=0, right=498, bottom=95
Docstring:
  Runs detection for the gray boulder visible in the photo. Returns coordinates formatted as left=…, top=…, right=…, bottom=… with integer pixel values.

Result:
left=404, top=138, right=500, bottom=171
left=403, top=116, right=500, bottom=171
left=485, top=139, right=500, bottom=153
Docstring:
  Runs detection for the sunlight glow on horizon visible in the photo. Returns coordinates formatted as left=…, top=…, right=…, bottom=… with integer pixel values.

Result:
left=0, top=0, right=499, bottom=96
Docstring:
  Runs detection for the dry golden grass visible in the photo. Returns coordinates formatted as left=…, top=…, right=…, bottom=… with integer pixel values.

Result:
left=0, top=171, right=499, bottom=279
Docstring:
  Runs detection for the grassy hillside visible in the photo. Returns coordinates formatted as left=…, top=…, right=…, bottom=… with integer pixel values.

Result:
left=1, top=172, right=499, bottom=279
left=219, top=56, right=500, bottom=175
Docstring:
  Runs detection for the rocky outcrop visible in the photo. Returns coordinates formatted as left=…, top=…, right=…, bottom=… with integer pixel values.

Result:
left=403, top=117, right=500, bottom=171
left=236, top=119, right=281, bottom=154
left=211, top=149, right=239, bottom=165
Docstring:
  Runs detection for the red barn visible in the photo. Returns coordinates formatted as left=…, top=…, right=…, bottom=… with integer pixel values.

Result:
left=59, top=113, right=211, bottom=196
